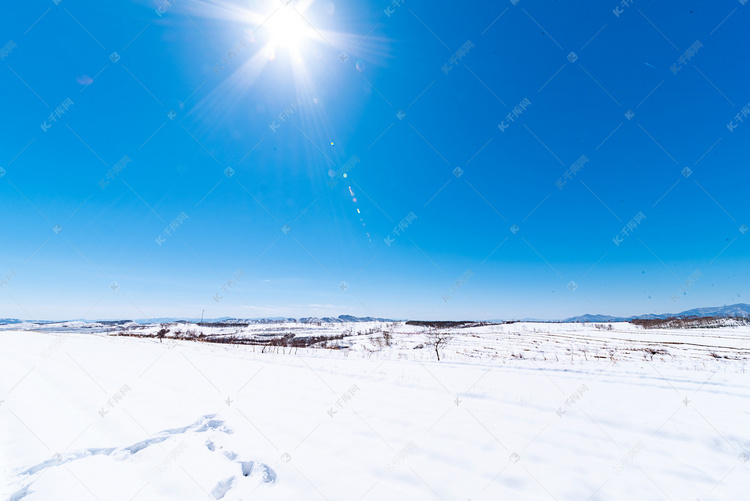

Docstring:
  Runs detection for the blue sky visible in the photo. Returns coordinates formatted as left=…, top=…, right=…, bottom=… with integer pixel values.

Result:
left=0, top=0, right=748, bottom=320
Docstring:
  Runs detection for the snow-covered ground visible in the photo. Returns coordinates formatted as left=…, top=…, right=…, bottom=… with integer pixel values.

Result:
left=2, top=322, right=749, bottom=500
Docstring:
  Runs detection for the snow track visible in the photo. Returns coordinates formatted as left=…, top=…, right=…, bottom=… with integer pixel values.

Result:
left=6, top=414, right=275, bottom=500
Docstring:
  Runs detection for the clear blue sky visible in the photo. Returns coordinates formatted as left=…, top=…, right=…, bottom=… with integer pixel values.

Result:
left=1, top=0, right=748, bottom=320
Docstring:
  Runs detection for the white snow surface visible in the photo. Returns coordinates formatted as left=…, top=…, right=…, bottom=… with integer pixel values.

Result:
left=2, top=321, right=749, bottom=500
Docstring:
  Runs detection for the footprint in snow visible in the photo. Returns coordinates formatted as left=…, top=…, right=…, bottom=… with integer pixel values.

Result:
left=206, top=441, right=277, bottom=499
left=7, top=414, right=276, bottom=501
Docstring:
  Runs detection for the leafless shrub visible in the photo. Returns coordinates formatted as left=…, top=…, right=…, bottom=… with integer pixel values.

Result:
left=156, top=326, right=169, bottom=342
left=426, top=333, right=451, bottom=361
left=369, top=335, right=383, bottom=351
left=632, top=316, right=749, bottom=329
left=644, top=347, right=669, bottom=360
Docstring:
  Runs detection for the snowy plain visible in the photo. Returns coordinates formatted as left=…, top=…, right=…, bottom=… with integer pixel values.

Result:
left=2, top=321, right=749, bottom=500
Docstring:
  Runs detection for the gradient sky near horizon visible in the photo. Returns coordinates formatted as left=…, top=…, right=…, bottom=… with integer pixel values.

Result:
left=1, top=0, right=748, bottom=321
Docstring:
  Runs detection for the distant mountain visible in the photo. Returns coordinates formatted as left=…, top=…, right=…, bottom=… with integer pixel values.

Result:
left=127, top=315, right=396, bottom=325
left=1, top=315, right=396, bottom=325
left=300, top=315, right=396, bottom=323
left=675, top=304, right=750, bottom=318
left=129, top=317, right=297, bottom=324
left=9, top=306, right=748, bottom=326
left=565, top=303, right=750, bottom=323
left=563, top=314, right=626, bottom=323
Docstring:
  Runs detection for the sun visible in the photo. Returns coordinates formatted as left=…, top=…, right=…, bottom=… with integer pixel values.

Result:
left=266, top=7, right=311, bottom=49
left=182, top=0, right=368, bottom=117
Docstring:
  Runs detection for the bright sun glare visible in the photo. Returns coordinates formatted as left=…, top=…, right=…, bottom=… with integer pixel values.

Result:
left=266, top=8, right=310, bottom=48
left=187, top=0, right=358, bottom=97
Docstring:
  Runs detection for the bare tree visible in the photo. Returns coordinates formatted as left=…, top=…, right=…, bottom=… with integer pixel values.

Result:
left=156, top=324, right=169, bottom=343
left=427, top=332, right=451, bottom=361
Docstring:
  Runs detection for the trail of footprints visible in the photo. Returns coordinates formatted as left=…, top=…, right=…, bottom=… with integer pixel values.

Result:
left=8, top=414, right=276, bottom=501
left=204, top=437, right=277, bottom=499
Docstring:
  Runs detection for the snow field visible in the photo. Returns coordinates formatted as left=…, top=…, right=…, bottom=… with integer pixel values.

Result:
left=2, top=327, right=749, bottom=500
